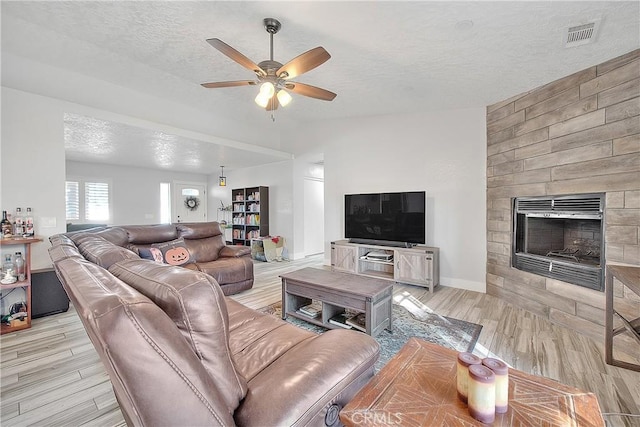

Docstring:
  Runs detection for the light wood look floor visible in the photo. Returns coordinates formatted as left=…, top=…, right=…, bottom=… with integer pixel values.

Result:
left=1, top=255, right=639, bottom=426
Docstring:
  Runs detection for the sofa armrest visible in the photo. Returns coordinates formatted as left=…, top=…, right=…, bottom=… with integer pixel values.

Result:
left=219, top=245, right=251, bottom=258
left=235, top=329, right=379, bottom=427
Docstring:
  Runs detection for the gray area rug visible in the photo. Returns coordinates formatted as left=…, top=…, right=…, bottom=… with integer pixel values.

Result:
left=260, top=297, right=482, bottom=372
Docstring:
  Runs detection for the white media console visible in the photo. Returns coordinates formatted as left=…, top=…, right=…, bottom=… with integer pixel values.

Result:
left=330, top=240, right=440, bottom=293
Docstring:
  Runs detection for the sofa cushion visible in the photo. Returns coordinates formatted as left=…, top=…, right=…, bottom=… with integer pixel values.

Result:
left=70, top=233, right=139, bottom=269
left=177, top=223, right=226, bottom=262
left=151, top=238, right=194, bottom=266
left=108, top=259, right=247, bottom=412
left=124, top=224, right=178, bottom=245
left=91, top=226, right=129, bottom=247
left=177, top=222, right=223, bottom=240
left=197, top=256, right=253, bottom=286
left=225, top=299, right=316, bottom=381
left=56, top=258, right=236, bottom=427
left=49, top=234, right=75, bottom=247
left=48, top=243, right=84, bottom=263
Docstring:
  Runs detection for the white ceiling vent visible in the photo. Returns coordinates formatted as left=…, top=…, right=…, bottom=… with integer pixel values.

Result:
left=564, top=20, right=601, bottom=48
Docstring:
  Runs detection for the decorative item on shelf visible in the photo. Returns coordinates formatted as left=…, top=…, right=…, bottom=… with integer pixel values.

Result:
left=24, top=208, right=34, bottom=237
left=2, top=301, right=28, bottom=326
left=219, top=166, right=226, bottom=187
left=184, top=196, right=200, bottom=211
left=1, top=210, right=12, bottom=238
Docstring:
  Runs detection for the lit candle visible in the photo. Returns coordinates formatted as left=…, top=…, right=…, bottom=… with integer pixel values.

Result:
left=483, top=358, right=509, bottom=413
left=468, top=364, right=496, bottom=424
left=456, top=352, right=482, bottom=403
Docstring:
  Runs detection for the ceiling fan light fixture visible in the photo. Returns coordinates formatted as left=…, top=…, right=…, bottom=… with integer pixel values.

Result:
left=202, top=18, right=335, bottom=110
left=277, top=89, right=292, bottom=107
left=259, top=82, right=275, bottom=97
left=255, top=92, right=271, bottom=108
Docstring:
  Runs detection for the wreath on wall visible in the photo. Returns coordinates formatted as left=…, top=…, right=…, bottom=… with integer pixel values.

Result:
left=184, top=196, right=200, bottom=211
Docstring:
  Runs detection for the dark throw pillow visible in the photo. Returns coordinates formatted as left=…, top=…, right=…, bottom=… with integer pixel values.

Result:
left=138, top=247, right=165, bottom=263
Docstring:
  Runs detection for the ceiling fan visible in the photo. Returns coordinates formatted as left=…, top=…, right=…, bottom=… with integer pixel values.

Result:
left=201, top=18, right=337, bottom=111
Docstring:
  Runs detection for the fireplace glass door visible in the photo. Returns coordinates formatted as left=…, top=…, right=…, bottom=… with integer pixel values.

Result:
left=512, top=194, right=605, bottom=291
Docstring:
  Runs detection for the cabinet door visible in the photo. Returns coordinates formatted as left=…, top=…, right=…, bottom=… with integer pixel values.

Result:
left=395, top=250, right=433, bottom=286
left=331, top=245, right=357, bottom=273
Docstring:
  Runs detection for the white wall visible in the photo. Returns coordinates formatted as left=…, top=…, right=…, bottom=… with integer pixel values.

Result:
left=2, top=85, right=487, bottom=292
left=221, top=161, right=296, bottom=257
left=0, top=83, right=280, bottom=269
left=2, top=88, right=67, bottom=269
left=290, top=108, right=487, bottom=292
left=66, top=161, right=209, bottom=226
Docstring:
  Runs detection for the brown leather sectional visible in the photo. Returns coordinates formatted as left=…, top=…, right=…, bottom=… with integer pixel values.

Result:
left=48, top=224, right=380, bottom=426
left=68, top=222, right=254, bottom=295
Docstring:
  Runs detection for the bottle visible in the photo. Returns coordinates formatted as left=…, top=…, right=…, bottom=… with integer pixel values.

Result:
left=24, top=208, right=34, bottom=237
left=14, top=252, right=25, bottom=281
left=14, top=207, right=24, bottom=237
left=1, top=211, right=12, bottom=238
left=3, top=254, right=13, bottom=276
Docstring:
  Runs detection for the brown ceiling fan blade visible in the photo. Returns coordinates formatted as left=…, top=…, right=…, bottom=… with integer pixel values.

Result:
left=285, top=82, right=337, bottom=101
left=266, top=96, right=279, bottom=111
left=201, top=80, right=257, bottom=88
left=206, top=38, right=266, bottom=76
left=277, top=47, right=330, bottom=79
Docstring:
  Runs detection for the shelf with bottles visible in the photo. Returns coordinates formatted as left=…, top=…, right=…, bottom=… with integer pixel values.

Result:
left=0, top=236, right=43, bottom=334
left=1, top=208, right=36, bottom=240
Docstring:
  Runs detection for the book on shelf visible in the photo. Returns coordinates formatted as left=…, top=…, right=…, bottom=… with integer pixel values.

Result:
left=328, top=312, right=353, bottom=329
left=346, top=312, right=366, bottom=332
left=298, top=302, right=322, bottom=318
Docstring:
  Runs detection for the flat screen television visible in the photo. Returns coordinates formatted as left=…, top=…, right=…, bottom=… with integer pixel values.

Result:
left=345, top=191, right=425, bottom=246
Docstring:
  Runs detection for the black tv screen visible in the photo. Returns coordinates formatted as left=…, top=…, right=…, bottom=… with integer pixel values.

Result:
left=345, top=191, right=425, bottom=245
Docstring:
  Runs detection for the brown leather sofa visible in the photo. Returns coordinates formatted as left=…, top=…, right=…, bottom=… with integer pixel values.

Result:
left=48, top=228, right=380, bottom=427
left=69, top=222, right=254, bottom=295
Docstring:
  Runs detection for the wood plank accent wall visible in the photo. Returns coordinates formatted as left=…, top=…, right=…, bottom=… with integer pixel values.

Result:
left=486, top=49, right=640, bottom=354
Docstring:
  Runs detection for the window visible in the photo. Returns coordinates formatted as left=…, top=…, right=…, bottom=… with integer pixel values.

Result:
left=65, top=181, right=80, bottom=221
left=160, top=182, right=171, bottom=224
left=65, top=178, right=111, bottom=223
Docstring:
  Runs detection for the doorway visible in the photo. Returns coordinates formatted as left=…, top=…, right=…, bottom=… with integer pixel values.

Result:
left=173, top=181, right=207, bottom=223
left=304, top=178, right=324, bottom=256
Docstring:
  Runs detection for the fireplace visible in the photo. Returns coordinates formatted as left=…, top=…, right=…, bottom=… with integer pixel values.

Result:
left=512, top=193, right=605, bottom=291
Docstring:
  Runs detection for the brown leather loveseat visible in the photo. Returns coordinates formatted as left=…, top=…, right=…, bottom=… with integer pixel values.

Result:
left=48, top=227, right=380, bottom=426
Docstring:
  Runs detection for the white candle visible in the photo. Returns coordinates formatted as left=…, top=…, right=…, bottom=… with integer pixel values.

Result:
left=468, top=364, right=496, bottom=424
left=456, top=352, right=482, bottom=404
left=483, top=357, right=509, bottom=413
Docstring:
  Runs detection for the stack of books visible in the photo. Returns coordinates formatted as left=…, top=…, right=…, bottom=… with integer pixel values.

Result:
left=328, top=312, right=353, bottom=329
left=345, top=313, right=366, bottom=332
left=327, top=312, right=367, bottom=332
left=296, top=302, right=322, bottom=319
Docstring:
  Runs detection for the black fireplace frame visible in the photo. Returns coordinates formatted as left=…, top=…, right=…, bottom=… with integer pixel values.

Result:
left=512, top=193, right=605, bottom=291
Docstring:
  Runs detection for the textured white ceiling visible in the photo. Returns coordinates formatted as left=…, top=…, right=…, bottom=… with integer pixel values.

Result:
left=2, top=1, right=639, bottom=173
left=63, top=113, right=292, bottom=174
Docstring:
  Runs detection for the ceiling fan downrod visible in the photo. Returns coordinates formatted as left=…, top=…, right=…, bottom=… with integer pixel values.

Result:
left=264, top=18, right=281, bottom=62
